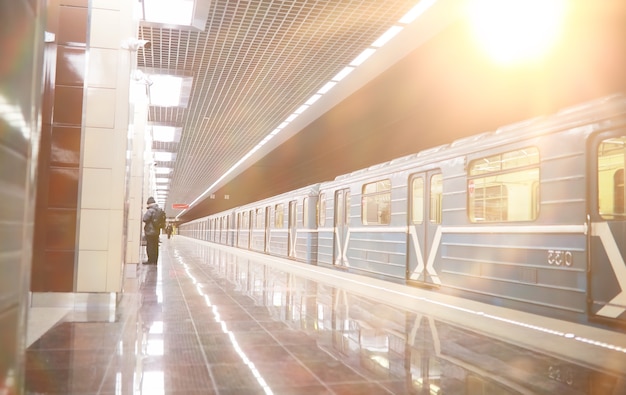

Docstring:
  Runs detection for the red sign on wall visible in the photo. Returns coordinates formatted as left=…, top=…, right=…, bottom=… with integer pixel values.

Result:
left=172, top=204, right=189, bottom=209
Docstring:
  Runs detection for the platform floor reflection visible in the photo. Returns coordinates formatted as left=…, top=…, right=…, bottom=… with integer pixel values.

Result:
left=25, top=236, right=626, bottom=394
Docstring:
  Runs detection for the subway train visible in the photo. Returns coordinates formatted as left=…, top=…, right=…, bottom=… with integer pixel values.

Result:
left=179, top=94, right=626, bottom=328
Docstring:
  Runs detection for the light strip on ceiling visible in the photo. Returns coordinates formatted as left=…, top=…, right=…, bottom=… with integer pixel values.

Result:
left=143, top=0, right=194, bottom=25
left=152, top=125, right=181, bottom=142
left=177, top=0, right=439, bottom=218
left=154, top=152, right=175, bottom=162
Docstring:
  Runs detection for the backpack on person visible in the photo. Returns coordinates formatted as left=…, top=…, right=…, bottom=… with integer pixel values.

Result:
left=154, top=207, right=166, bottom=230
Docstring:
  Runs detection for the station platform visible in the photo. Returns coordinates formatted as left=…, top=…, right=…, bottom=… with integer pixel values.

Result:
left=25, top=236, right=626, bottom=394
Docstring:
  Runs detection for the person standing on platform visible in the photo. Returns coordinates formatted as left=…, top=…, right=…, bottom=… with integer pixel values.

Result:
left=166, top=223, right=173, bottom=239
left=143, top=196, right=165, bottom=264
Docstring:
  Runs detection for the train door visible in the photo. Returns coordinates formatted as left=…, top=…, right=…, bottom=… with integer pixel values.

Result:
left=288, top=200, right=297, bottom=258
left=236, top=212, right=241, bottom=246
left=589, top=132, right=626, bottom=322
left=333, top=189, right=350, bottom=267
left=407, top=171, right=442, bottom=286
left=264, top=206, right=271, bottom=253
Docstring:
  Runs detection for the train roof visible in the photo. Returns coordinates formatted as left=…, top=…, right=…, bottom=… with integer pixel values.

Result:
left=333, top=94, right=626, bottom=183
left=231, top=183, right=321, bottom=212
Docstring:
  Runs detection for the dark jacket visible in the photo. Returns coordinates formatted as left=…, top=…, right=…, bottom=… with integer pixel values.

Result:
left=143, top=204, right=162, bottom=236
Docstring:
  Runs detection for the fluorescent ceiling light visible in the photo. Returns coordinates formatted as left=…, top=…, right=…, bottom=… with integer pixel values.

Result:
left=332, top=66, right=355, bottom=82
left=155, top=167, right=172, bottom=174
left=155, top=177, right=169, bottom=183
left=372, top=26, right=404, bottom=47
left=350, top=48, right=377, bottom=66
left=317, top=81, right=337, bottom=94
left=149, top=75, right=185, bottom=107
left=143, top=0, right=194, bottom=25
left=305, top=94, right=322, bottom=106
left=152, top=125, right=181, bottom=142
left=400, top=0, right=437, bottom=24
left=154, top=151, right=174, bottom=161
left=294, top=105, right=309, bottom=115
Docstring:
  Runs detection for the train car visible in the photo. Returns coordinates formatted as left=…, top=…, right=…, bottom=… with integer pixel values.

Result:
left=320, top=95, right=626, bottom=324
left=180, top=94, right=626, bottom=326
left=216, top=183, right=320, bottom=263
left=178, top=215, right=206, bottom=240
left=180, top=208, right=236, bottom=246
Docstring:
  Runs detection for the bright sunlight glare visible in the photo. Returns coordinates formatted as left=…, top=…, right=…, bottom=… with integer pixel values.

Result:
left=467, top=0, right=567, bottom=65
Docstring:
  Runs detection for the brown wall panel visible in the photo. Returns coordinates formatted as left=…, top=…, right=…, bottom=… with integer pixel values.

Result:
left=33, top=0, right=87, bottom=293
left=53, top=86, right=84, bottom=125
left=44, top=209, right=77, bottom=251
left=48, top=168, right=79, bottom=208
left=50, top=126, right=81, bottom=167
left=57, top=5, right=87, bottom=46
left=55, top=46, right=86, bottom=86
left=39, top=251, right=74, bottom=292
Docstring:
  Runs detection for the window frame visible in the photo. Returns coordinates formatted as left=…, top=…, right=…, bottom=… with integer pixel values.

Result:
left=361, top=179, right=391, bottom=225
left=467, top=147, right=540, bottom=223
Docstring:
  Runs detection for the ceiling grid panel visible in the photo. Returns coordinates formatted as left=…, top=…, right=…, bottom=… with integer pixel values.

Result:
left=136, top=0, right=420, bottom=208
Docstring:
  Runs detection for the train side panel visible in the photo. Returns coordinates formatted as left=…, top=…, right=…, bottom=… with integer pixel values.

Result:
left=178, top=95, right=626, bottom=327
left=316, top=187, right=335, bottom=268
left=342, top=173, right=409, bottom=282
left=433, top=130, right=589, bottom=321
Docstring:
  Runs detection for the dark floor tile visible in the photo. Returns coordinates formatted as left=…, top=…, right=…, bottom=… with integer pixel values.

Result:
left=269, top=386, right=334, bottom=395
left=198, top=332, right=239, bottom=347
left=192, top=320, right=228, bottom=334
left=254, top=361, right=320, bottom=388
left=26, top=349, right=113, bottom=371
left=141, top=347, right=207, bottom=367
left=161, top=332, right=202, bottom=349
left=209, top=362, right=271, bottom=391
left=202, top=344, right=247, bottom=364
left=163, top=364, right=215, bottom=391
left=25, top=366, right=108, bottom=394
left=219, top=320, right=265, bottom=332
left=302, top=360, right=366, bottom=383
left=258, top=320, right=289, bottom=331
left=163, top=320, right=197, bottom=333
left=329, top=382, right=397, bottom=395
left=236, top=344, right=296, bottom=363
left=284, top=344, right=338, bottom=362
left=270, top=329, right=319, bottom=345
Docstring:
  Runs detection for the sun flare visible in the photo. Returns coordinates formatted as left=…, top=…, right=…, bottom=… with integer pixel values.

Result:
left=467, top=0, right=567, bottom=65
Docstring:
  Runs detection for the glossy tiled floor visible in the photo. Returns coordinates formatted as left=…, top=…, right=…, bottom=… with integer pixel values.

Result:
left=25, top=237, right=626, bottom=394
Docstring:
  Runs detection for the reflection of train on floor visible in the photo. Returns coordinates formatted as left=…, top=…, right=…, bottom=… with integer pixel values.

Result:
left=180, top=94, right=626, bottom=327
left=200, top=246, right=626, bottom=394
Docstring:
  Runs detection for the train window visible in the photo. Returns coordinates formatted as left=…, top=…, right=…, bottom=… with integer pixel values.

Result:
left=303, top=197, right=310, bottom=227
left=318, top=193, right=326, bottom=226
left=430, top=174, right=442, bottom=224
left=468, top=147, right=540, bottom=222
left=411, top=177, right=424, bottom=224
left=275, top=204, right=284, bottom=228
left=242, top=211, right=249, bottom=229
left=361, top=180, right=391, bottom=225
left=345, top=192, right=350, bottom=225
left=255, top=208, right=264, bottom=229
left=598, top=136, right=626, bottom=219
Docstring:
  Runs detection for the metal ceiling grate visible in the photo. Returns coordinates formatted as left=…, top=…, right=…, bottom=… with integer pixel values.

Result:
left=137, top=0, right=419, bottom=210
